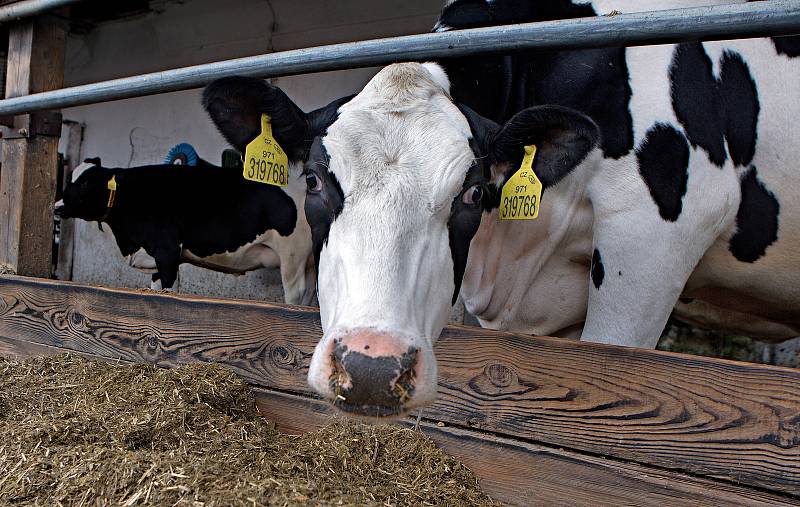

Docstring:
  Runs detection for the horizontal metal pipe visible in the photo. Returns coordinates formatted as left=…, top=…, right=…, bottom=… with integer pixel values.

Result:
left=0, top=0, right=82, bottom=22
left=0, top=0, right=798, bottom=116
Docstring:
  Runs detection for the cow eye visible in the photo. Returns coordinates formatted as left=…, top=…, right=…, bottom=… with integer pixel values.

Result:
left=305, top=173, right=322, bottom=193
left=462, top=184, right=483, bottom=205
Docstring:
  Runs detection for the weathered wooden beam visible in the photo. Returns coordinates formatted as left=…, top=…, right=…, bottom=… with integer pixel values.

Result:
left=253, top=389, right=800, bottom=507
left=0, top=16, right=65, bottom=276
left=53, top=120, right=82, bottom=281
left=0, top=275, right=798, bottom=496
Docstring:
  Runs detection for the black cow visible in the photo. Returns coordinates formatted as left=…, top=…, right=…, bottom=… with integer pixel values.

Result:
left=55, top=158, right=296, bottom=290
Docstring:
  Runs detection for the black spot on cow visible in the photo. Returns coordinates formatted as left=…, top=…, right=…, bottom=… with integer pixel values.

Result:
left=747, top=1, right=800, bottom=56
left=719, top=51, right=760, bottom=167
left=305, top=139, right=345, bottom=274
left=591, top=249, right=605, bottom=289
left=670, top=44, right=762, bottom=169
left=448, top=160, right=487, bottom=304
left=670, top=43, right=726, bottom=167
left=771, top=36, right=800, bottom=58
left=729, top=166, right=779, bottom=263
left=636, top=123, right=690, bottom=222
left=436, top=0, right=634, bottom=159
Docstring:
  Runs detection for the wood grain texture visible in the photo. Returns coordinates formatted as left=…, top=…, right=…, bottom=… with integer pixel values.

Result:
left=253, top=389, right=800, bottom=507
left=0, top=17, right=65, bottom=277
left=2, top=334, right=795, bottom=507
left=0, top=276, right=798, bottom=495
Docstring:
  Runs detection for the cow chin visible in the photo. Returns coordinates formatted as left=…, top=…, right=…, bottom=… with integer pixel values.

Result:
left=308, top=328, right=438, bottom=419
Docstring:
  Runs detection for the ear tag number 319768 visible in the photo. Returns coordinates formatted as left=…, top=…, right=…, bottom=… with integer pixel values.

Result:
left=500, top=144, right=542, bottom=220
left=243, top=114, right=289, bottom=187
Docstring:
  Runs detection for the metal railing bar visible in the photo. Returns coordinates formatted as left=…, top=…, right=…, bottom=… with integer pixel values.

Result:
left=0, top=0, right=797, bottom=116
left=0, top=0, right=83, bottom=23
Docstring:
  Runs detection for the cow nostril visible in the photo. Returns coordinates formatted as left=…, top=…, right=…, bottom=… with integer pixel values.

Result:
left=393, top=366, right=415, bottom=404
left=329, top=352, right=350, bottom=400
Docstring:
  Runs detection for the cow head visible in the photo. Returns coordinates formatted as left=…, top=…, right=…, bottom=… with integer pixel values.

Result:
left=204, top=63, right=598, bottom=417
left=54, top=160, right=114, bottom=221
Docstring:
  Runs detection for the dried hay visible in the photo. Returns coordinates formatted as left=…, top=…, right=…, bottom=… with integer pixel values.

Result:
left=0, top=355, right=496, bottom=506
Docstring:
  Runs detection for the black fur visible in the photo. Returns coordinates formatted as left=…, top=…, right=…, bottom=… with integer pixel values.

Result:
left=636, top=123, right=690, bottom=222
left=729, top=166, right=780, bottom=263
left=447, top=160, right=488, bottom=304
left=747, top=1, right=800, bottom=56
left=304, top=139, right=345, bottom=275
left=57, top=160, right=297, bottom=288
left=437, top=0, right=633, bottom=159
left=670, top=44, right=762, bottom=169
left=591, top=248, right=604, bottom=290
left=719, top=51, right=760, bottom=167
left=308, top=95, right=356, bottom=137
left=771, top=36, right=800, bottom=58
left=670, top=42, right=727, bottom=167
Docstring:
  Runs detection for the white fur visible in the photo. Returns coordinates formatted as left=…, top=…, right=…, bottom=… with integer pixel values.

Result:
left=461, top=1, right=800, bottom=346
left=307, top=63, right=473, bottom=407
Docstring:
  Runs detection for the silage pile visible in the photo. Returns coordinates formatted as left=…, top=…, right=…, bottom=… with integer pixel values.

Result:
left=0, top=355, right=495, bottom=506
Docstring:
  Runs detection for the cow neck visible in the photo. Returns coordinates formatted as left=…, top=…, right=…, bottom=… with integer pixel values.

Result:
left=459, top=156, right=596, bottom=330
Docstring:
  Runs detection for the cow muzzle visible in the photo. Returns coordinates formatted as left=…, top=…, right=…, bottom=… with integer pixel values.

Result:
left=308, top=329, right=434, bottom=418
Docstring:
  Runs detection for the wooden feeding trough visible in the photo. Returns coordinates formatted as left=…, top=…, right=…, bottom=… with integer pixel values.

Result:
left=0, top=275, right=798, bottom=505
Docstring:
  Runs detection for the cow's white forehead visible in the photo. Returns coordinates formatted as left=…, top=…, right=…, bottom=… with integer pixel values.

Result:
left=323, top=63, right=475, bottom=212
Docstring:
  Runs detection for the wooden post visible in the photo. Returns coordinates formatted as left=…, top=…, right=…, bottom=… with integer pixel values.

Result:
left=54, top=119, right=83, bottom=281
left=0, top=15, right=65, bottom=276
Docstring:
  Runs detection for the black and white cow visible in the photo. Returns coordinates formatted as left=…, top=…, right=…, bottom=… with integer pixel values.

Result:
left=202, top=0, right=800, bottom=417
left=125, top=144, right=316, bottom=305
left=55, top=156, right=316, bottom=304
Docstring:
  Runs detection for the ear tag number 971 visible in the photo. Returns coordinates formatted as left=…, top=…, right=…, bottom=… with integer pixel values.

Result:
left=500, top=144, right=542, bottom=220
left=243, top=114, right=289, bottom=187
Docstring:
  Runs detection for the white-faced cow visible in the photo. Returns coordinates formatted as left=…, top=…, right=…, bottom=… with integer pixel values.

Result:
left=56, top=154, right=317, bottom=305
left=202, top=0, right=800, bottom=417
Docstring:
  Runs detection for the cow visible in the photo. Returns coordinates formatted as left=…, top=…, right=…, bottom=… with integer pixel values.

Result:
left=125, top=144, right=316, bottom=305
left=201, top=0, right=800, bottom=417
left=55, top=154, right=317, bottom=305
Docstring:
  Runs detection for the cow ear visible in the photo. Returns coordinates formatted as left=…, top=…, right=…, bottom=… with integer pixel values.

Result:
left=202, top=76, right=308, bottom=161
left=489, top=106, right=599, bottom=188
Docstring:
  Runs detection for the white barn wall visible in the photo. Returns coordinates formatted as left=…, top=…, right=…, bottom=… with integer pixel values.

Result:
left=60, top=0, right=444, bottom=303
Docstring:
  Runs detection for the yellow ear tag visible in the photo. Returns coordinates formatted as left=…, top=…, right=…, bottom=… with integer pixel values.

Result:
left=243, top=114, right=289, bottom=186
left=500, top=145, right=542, bottom=220
left=106, top=175, right=117, bottom=208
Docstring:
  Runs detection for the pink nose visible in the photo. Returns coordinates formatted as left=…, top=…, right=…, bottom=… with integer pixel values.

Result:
left=327, top=330, right=419, bottom=417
